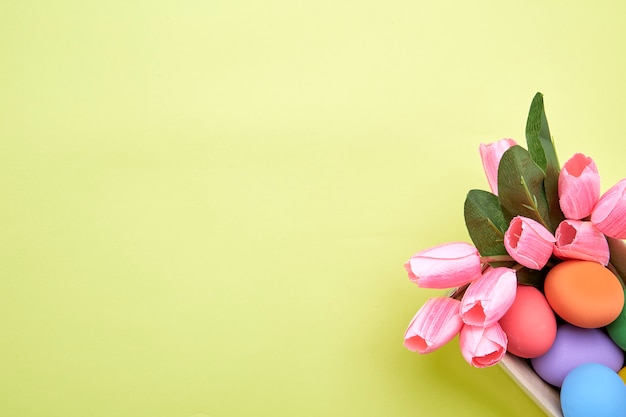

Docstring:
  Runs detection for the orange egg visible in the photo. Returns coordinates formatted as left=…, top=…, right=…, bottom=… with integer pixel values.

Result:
left=619, top=367, right=626, bottom=384
left=544, top=260, right=624, bottom=328
left=499, top=285, right=557, bottom=358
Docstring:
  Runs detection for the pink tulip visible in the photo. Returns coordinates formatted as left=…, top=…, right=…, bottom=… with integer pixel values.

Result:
left=459, top=322, right=508, bottom=368
left=460, top=267, right=517, bottom=327
left=479, top=138, right=517, bottom=195
left=504, top=216, right=556, bottom=270
left=553, top=220, right=609, bottom=265
left=404, top=242, right=482, bottom=289
left=558, top=153, right=601, bottom=220
left=591, top=179, right=626, bottom=239
left=404, top=297, right=463, bottom=354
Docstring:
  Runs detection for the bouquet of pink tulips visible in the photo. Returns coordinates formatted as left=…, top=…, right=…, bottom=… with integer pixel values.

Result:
left=403, top=93, right=626, bottom=417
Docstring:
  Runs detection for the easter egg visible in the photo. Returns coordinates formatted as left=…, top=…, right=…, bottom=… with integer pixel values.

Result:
left=606, top=288, right=626, bottom=350
left=530, top=324, right=624, bottom=387
left=544, top=260, right=624, bottom=328
left=619, top=367, right=626, bottom=384
left=560, top=363, right=626, bottom=417
left=499, top=285, right=556, bottom=358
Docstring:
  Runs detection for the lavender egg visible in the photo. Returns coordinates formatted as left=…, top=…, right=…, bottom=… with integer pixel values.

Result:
left=530, top=323, right=624, bottom=387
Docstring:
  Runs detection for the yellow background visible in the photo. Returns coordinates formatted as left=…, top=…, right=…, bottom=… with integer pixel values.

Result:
left=2, top=1, right=625, bottom=416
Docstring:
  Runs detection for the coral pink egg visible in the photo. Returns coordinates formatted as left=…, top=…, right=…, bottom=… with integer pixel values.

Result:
left=499, top=285, right=557, bottom=358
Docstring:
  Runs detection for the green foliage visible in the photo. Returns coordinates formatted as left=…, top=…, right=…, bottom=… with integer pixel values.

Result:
left=497, top=145, right=552, bottom=230
left=464, top=189, right=508, bottom=256
left=525, top=92, right=564, bottom=230
left=461, top=92, right=567, bottom=289
left=515, top=267, right=547, bottom=290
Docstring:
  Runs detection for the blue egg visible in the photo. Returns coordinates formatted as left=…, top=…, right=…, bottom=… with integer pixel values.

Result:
left=561, top=363, right=626, bottom=417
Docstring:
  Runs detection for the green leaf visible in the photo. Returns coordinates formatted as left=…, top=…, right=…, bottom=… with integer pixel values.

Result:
left=515, top=267, right=547, bottom=290
left=525, top=93, right=554, bottom=171
left=525, top=92, right=564, bottom=230
left=497, top=145, right=552, bottom=230
left=464, top=189, right=508, bottom=256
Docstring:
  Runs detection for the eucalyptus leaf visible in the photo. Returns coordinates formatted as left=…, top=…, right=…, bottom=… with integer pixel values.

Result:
left=497, top=145, right=552, bottom=230
left=525, top=92, right=564, bottom=230
left=464, top=189, right=508, bottom=256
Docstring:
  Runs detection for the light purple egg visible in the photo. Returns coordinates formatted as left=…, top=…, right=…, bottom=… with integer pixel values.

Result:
left=530, top=323, right=624, bottom=387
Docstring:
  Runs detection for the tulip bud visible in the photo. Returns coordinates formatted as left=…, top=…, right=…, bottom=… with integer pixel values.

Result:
left=558, top=153, right=601, bottom=220
left=404, top=242, right=482, bottom=289
left=504, top=216, right=556, bottom=270
left=459, top=322, right=508, bottom=368
left=591, top=179, right=626, bottom=239
left=553, top=220, right=609, bottom=266
left=404, top=297, right=463, bottom=354
left=479, top=138, right=517, bottom=195
left=460, top=267, right=517, bottom=327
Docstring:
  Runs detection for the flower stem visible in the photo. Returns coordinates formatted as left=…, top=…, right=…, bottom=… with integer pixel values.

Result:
left=481, top=254, right=515, bottom=264
left=448, top=283, right=469, bottom=300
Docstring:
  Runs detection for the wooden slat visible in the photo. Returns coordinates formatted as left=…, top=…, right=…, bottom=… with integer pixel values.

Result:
left=500, top=353, right=561, bottom=417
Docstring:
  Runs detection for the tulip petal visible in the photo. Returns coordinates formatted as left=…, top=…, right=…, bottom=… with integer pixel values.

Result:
left=460, top=267, right=517, bottom=327
left=558, top=153, right=601, bottom=220
left=459, top=323, right=508, bottom=368
left=504, top=216, right=556, bottom=270
left=404, top=297, right=463, bottom=354
left=479, top=138, right=517, bottom=195
left=553, top=220, right=610, bottom=265
left=404, top=242, right=482, bottom=289
left=592, top=179, right=626, bottom=239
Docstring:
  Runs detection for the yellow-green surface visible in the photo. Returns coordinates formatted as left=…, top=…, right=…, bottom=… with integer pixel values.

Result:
left=1, top=1, right=626, bottom=416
